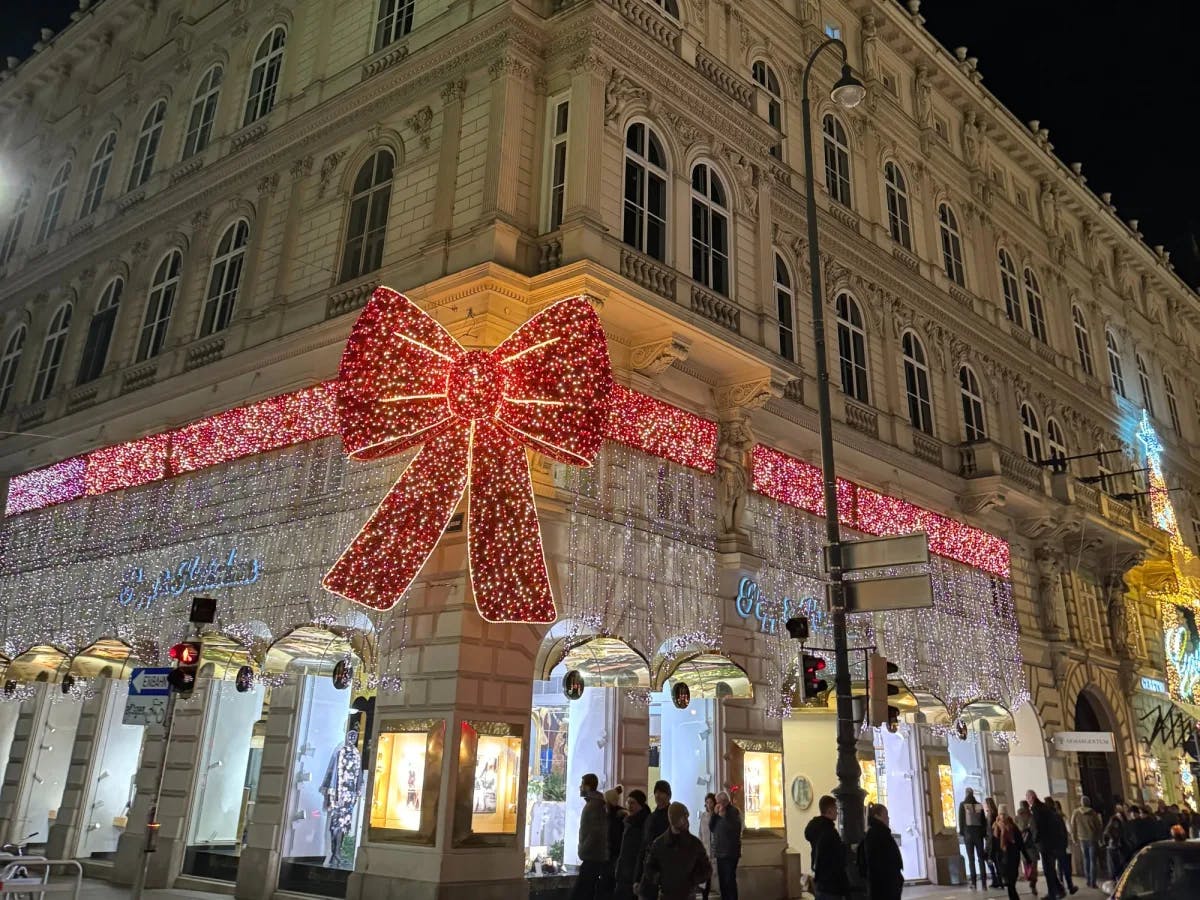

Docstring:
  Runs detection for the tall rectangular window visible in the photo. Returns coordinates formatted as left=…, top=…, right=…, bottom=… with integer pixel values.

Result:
left=545, top=97, right=569, bottom=232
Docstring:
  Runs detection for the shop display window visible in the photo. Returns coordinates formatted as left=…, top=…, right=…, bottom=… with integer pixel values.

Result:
left=742, top=750, right=784, bottom=830
left=453, top=721, right=522, bottom=845
left=369, top=718, right=445, bottom=844
left=860, top=758, right=880, bottom=808
left=526, top=685, right=569, bottom=873
left=21, top=686, right=82, bottom=845
left=76, top=681, right=144, bottom=858
left=937, top=762, right=956, bottom=830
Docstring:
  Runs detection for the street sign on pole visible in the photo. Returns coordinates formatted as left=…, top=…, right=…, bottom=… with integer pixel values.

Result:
left=825, top=533, right=930, bottom=573
left=123, top=666, right=172, bottom=726
left=844, top=573, right=933, bottom=613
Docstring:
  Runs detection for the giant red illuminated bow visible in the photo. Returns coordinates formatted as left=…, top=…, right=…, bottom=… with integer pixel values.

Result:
left=322, top=287, right=613, bottom=622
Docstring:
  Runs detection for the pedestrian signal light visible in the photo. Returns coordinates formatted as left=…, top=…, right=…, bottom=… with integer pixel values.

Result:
left=167, top=641, right=201, bottom=693
left=800, top=653, right=828, bottom=701
left=868, top=653, right=901, bottom=730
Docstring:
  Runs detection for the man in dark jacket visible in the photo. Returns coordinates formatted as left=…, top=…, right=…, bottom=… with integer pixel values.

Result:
left=642, top=802, right=712, bottom=900
left=614, top=790, right=649, bottom=900
left=709, top=790, right=743, bottom=900
left=572, top=773, right=608, bottom=900
left=634, top=780, right=671, bottom=899
left=1027, top=791, right=1065, bottom=899
left=805, top=794, right=849, bottom=900
left=859, top=804, right=903, bottom=900
left=958, top=788, right=989, bottom=889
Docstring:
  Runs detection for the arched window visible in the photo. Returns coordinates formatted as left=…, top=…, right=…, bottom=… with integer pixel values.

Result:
left=1105, top=329, right=1126, bottom=398
left=1165, top=375, right=1182, bottom=434
left=647, top=0, right=680, bottom=18
left=183, top=65, right=224, bottom=159
left=1045, top=417, right=1068, bottom=471
left=128, top=100, right=166, bottom=190
left=835, top=293, right=868, bottom=403
left=77, top=277, right=123, bottom=385
left=959, top=365, right=986, bottom=442
left=937, top=203, right=965, bottom=286
left=775, top=253, right=795, bottom=362
left=1072, top=305, right=1094, bottom=376
left=339, top=149, right=395, bottom=282
left=901, top=331, right=933, bottom=435
left=138, top=250, right=182, bottom=362
left=32, top=303, right=72, bottom=402
left=751, top=61, right=783, bottom=158
left=1023, top=267, right=1046, bottom=343
left=200, top=220, right=249, bottom=336
left=374, top=0, right=416, bottom=52
left=1019, top=402, right=1043, bottom=463
left=0, top=326, right=25, bottom=413
left=998, top=248, right=1023, bottom=327
left=822, top=114, right=852, bottom=208
left=883, top=161, right=912, bottom=249
left=1136, top=353, right=1155, bottom=417
left=1, top=188, right=31, bottom=266
left=690, top=163, right=729, bottom=296
left=622, top=122, right=668, bottom=261
left=244, top=27, right=287, bottom=127
left=36, top=162, right=72, bottom=243
left=80, top=132, right=117, bottom=217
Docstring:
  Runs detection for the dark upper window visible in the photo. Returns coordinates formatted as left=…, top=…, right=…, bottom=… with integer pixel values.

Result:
left=0, top=188, right=31, bottom=265
left=623, top=122, right=668, bottom=261
left=1137, top=354, right=1155, bottom=418
left=183, top=65, right=224, bottom=159
left=998, top=249, right=1023, bottom=328
left=128, top=101, right=166, bottom=190
left=822, top=115, right=852, bottom=208
left=1024, top=267, right=1047, bottom=343
left=959, top=365, right=986, bottom=442
left=37, top=162, right=72, bottom=242
left=0, top=326, right=25, bottom=413
left=883, top=161, right=912, bottom=249
left=1020, top=402, right=1043, bottom=462
left=775, top=253, right=795, bottom=362
left=836, top=293, right=868, bottom=403
left=1072, top=305, right=1094, bottom=376
left=32, top=303, right=72, bottom=402
left=80, top=132, right=117, bottom=218
left=690, top=163, right=730, bottom=296
left=339, top=149, right=395, bottom=283
left=244, top=27, right=287, bottom=126
left=200, top=220, right=250, bottom=336
left=77, top=277, right=123, bottom=385
left=901, top=331, right=933, bottom=435
left=937, top=203, right=965, bottom=287
left=138, top=250, right=182, bottom=362
left=1106, top=330, right=1126, bottom=398
left=374, top=0, right=416, bottom=52
left=751, top=61, right=783, bottom=159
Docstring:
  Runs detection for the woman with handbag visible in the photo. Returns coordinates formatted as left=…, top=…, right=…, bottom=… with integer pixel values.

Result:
left=1015, top=799, right=1038, bottom=896
left=995, top=811, right=1028, bottom=900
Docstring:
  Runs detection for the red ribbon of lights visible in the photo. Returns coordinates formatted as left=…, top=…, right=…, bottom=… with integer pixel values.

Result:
left=322, top=287, right=613, bottom=622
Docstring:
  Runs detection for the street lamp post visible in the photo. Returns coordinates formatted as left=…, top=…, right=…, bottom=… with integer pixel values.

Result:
left=797, top=38, right=868, bottom=849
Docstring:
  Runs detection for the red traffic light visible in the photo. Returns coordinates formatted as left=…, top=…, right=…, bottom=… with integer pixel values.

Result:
left=811, top=658, right=826, bottom=672
left=169, top=642, right=201, bottom=666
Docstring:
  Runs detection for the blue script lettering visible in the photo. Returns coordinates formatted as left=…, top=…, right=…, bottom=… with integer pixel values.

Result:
left=733, top=576, right=824, bottom=634
left=116, top=547, right=263, bottom=611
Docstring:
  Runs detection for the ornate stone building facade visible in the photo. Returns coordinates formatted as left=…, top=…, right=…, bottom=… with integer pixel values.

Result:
left=0, top=0, right=1197, bottom=896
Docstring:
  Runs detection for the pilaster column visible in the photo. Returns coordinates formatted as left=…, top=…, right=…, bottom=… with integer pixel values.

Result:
left=235, top=173, right=282, bottom=324
left=558, top=54, right=607, bottom=265
left=424, top=80, right=468, bottom=248
left=272, top=156, right=313, bottom=305
left=481, top=54, right=533, bottom=267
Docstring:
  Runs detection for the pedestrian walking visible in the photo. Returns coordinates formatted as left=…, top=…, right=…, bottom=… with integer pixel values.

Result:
left=994, top=812, right=1028, bottom=900
left=1027, top=791, right=1065, bottom=899
left=572, top=773, right=610, bottom=900
left=613, top=790, right=649, bottom=900
left=599, top=787, right=625, bottom=899
left=1069, top=795, right=1102, bottom=889
left=985, top=796, right=1004, bottom=889
left=1016, top=799, right=1039, bottom=897
left=1049, top=800, right=1077, bottom=895
left=698, top=793, right=716, bottom=900
left=641, top=802, right=711, bottom=900
left=709, top=790, right=743, bottom=900
left=857, top=803, right=903, bottom=900
left=805, top=794, right=849, bottom=900
left=958, top=787, right=989, bottom=889
left=1101, top=805, right=1127, bottom=880
left=634, top=780, right=671, bottom=899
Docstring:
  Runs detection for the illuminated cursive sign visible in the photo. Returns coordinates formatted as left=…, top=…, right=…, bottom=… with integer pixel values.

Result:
left=1139, top=676, right=1167, bottom=695
left=734, top=576, right=825, bottom=634
left=117, top=547, right=263, bottom=611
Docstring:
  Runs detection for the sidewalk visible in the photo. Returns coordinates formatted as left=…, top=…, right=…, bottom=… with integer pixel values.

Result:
left=66, top=882, right=227, bottom=900
left=901, top=884, right=1109, bottom=899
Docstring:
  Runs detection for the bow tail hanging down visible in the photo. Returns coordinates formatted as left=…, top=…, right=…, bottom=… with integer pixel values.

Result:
left=467, top=420, right=557, bottom=623
left=323, top=421, right=472, bottom=611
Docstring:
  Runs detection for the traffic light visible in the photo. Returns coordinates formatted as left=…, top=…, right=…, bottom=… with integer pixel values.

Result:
left=869, top=653, right=901, bottom=731
left=167, top=641, right=201, bottom=693
left=800, top=653, right=828, bottom=701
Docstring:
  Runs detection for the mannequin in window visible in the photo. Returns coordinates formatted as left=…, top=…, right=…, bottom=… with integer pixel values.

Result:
left=320, top=729, right=363, bottom=867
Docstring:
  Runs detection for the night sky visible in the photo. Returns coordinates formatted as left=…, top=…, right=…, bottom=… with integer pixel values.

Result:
left=4, top=0, right=1197, bottom=287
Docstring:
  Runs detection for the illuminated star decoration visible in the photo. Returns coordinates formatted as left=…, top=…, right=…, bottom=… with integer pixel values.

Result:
left=322, top=287, right=613, bottom=623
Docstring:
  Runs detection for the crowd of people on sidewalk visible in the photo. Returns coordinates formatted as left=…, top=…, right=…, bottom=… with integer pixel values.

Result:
left=569, top=774, right=743, bottom=900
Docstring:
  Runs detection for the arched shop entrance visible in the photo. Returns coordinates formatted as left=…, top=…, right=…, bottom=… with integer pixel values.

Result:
left=1075, top=690, right=1121, bottom=817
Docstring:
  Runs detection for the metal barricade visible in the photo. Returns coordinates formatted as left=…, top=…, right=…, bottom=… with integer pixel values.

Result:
left=0, top=858, right=82, bottom=900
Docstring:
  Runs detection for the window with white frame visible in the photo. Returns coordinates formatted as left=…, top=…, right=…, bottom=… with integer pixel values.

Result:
left=1, top=187, right=31, bottom=265
left=998, top=249, right=1023, bottom=327
left=902, top=331, right=933, bottom=435
left=183, top=65, right=223, bottom=159
left=1023, top=267, right=1047, bottom=343
left=1165, top=375, right=1182, bottom=434
left=822, top=114, right=852, bottom=208
left=623, top=122, right=668, bottom=261
left=1020, top=402, right=1043, bottom=462
left=128, top=100, right=166, bottom=191
left=80, top=132, right=117, bottom=218
left=374, top=0, right=415, bottom=52
left=751, top=61, right=783, bottom=159
left=36, top=162, right=72, bottom=243
left=1106, top=330, right=1126, bottom=398
left=243, top=27, right=287, bottom=127
left=1072, top=304, right=1094, bottom=376
left=937, top=203, right=965, bottom=286
left=959, top=365, right=986, bottom=442
left=690, top=163, right=730, bottom=296
left=647, top=0, right=680, bottom=17
left=1136, top=353, right=1155, bottom=417
left=200, top=220, right=249, bottom=336
left=775, top=253, right=795, bottom=362
left=545, top=96, right=569, bottom=232
left=77, top=277, right=123, bottom=385
left=836, top=293, right=868, bottom=403
left=138, top=250, right=182, bottom=362
left=32, top=303, right=72, bottom=402
left=0, top=326, right=24, bottom=413
left=883, top=161, right=912, bottom=249
left=1045, top=417, right=1068, bottom=471
left=339, top=149, right=394, bottom=283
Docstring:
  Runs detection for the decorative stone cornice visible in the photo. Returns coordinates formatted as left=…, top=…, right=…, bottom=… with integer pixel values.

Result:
left=712, top=376, right=784, bottom=415
left=630, top=335, right=690, bottom=376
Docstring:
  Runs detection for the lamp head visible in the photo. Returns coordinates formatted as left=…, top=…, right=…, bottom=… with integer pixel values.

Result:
left=831, top=63, right=866, bottom=109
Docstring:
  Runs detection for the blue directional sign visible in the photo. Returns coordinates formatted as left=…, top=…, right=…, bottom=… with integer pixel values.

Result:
left=129, top=667, right=172, bottom=695
left=124, top=667, right=173, bottom=726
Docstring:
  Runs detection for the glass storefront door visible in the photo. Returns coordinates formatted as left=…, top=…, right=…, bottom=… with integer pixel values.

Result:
left=75, top=680, right=144, bottom=858
left=19, top=686, right=82, bottom=847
